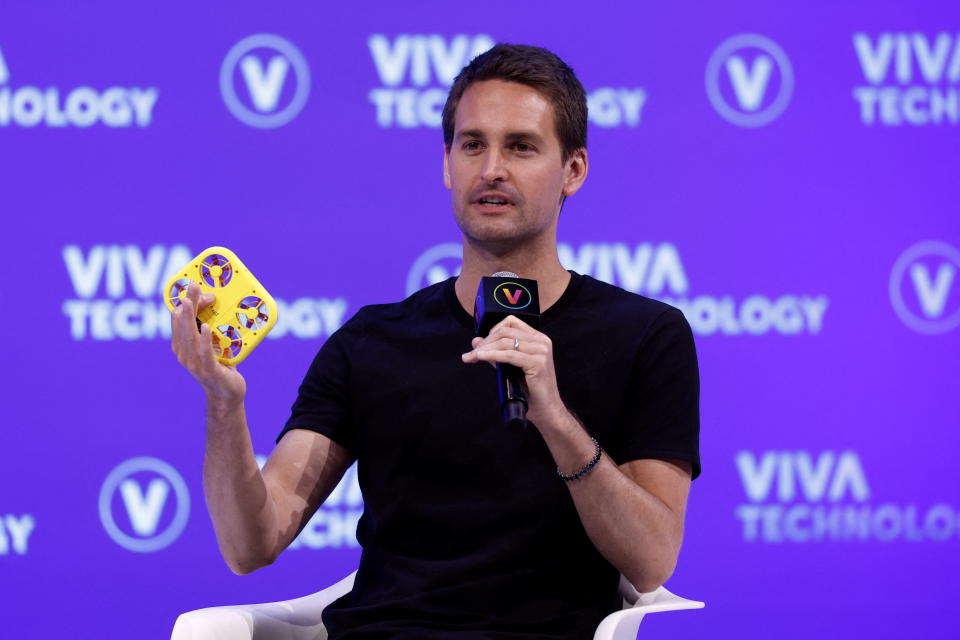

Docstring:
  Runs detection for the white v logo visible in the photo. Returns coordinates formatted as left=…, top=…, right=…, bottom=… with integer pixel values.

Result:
left=119, top=479, right=169, bottom=536
left=240, top=55, right=290, bottom=112
left=426, top=265, right=454, bottom=285
left=725, top=54, right=773, bottom=111
left=910, top=263, right=956, bottom=318
left=0, top=46, right=9, bottom=84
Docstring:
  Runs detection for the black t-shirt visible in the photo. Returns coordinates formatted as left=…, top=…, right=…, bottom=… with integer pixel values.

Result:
left=279, top=272, right=700, bottom=639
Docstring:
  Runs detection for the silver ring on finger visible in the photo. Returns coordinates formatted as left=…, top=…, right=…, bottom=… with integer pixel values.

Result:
left=513, top=337, right=520, bottom=351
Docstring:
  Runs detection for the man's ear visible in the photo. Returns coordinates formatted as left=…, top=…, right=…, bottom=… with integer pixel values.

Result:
left=561, top=147, right=589, bottom=197
left=443, top=145, right=452, bottom=190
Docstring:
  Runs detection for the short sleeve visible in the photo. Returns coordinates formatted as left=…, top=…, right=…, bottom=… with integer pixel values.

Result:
left=276, top=329, right=356, bottom=455
left=611, top=308, right=701, bottom=479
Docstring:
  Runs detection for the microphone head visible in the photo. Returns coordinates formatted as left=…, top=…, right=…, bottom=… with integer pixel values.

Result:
left=473, top=274, right=540, bottom=336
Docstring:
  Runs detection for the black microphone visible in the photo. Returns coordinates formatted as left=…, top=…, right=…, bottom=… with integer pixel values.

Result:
left=474, top=272, right=541, bottom=430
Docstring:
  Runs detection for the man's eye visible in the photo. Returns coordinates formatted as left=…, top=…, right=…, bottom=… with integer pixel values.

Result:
left=463, top=141, right=482, bottom=151
left=513, top=143, right=534, bottom=153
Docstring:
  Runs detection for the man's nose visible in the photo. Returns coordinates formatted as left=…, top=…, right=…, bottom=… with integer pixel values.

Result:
left=481, top=148, right=509, bottom=183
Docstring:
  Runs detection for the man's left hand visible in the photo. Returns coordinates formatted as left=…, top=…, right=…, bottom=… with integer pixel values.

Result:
left=461, top=315, right=567, bottom=428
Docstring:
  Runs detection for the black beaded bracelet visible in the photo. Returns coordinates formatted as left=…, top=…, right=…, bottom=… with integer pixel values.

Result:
left=557, top=437, right=602, bottom=481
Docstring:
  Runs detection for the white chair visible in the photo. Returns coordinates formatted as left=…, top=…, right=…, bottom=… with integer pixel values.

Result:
left=171, top=571, right=703, bottom=640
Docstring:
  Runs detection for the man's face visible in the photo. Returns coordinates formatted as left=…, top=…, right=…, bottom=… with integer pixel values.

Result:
left=443, top=79, right=587, bottom=252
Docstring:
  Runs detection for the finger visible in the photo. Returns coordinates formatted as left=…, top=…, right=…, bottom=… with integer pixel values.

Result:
left=173, top=295, right=199, bottom=358
left=197, top=291, right=216, bottom=311
left=461, top=345, right=500, bottom=368
left=186, top=282, right=202, bottom=308
left=170, top=305, right=179, bottom=353
left=487, top=323, right=540, bottom=345
left=481, top=335, right=549, bottom=356
left=197, top=322, right=220, bottom=373
left=489, top=314, right=533, bottom=334
left=464, top=347, right=529, bottom=368
left=484, top=326, right=521, bottom=342
left=463, top=336, right=528, bottom=360
left=473, top=336, right=521, bottom=353
left=478, top=326, right=538, bottom=348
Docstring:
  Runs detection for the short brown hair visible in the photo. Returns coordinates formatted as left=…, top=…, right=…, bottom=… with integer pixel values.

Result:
left=442, top=44, right=588, bottom=162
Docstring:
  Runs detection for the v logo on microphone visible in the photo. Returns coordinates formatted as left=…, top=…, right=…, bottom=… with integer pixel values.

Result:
left=492, top=281, right=532, bottom=310
left=501, top=287, right=523, bottom=305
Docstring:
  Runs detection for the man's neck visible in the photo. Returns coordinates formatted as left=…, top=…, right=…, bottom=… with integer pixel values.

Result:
left=454, top=237, right=572, bottom=315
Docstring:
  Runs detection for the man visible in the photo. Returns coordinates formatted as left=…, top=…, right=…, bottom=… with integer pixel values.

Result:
left=172, top=44, right=700, bottom=638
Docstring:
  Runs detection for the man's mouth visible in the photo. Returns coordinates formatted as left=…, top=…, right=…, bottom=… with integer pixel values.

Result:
left=475, top=192, right=515, bottom=208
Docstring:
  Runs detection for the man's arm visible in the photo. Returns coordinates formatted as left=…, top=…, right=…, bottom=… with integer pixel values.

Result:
left=173, top=283, right=352, bottom=574
left=462, top=315, right=693, bottom=592
left=204, top=401, right=352, bottom=574
left=534, top=411, right=690, bottom=592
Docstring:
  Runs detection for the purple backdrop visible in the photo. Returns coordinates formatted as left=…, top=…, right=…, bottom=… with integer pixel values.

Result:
left=3, top=1, right=959, bottom=637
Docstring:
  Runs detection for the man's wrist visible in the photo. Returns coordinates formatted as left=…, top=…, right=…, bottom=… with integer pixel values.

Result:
left=205, top=393, right=244, bottom=420
left=534, top=404, right=603, bottom=482
left=532, top=400, right=580, bottom=435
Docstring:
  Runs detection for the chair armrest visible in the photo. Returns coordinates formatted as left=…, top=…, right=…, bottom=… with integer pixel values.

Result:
left=283, top=570, right=357, bottom=615
left=593, top=576, right=704, bottom=640
left=171, top=571, right=356, bottom=640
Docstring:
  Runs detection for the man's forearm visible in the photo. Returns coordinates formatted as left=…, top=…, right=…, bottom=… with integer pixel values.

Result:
left=460, top=314, right=691, bottom=590
left=537, top=408, right=687, bottom=593
left=203, top=397, right=279, bottom=574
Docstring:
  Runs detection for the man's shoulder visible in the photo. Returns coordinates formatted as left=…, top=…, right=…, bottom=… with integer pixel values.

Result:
left=357, top=278, right=450, bottom=319
left=575, top=273, right=683, bottom=322
left=334, top=278, right=454, bottom=338
left=565, top=274, right=694, bottom=349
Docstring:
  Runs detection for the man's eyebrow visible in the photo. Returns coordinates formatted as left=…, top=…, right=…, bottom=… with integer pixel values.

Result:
left=504, top=131, right=545, bottom=144
left=455, top=129, right=487, bottom=141
left=455, top=129, right=546, bottom=144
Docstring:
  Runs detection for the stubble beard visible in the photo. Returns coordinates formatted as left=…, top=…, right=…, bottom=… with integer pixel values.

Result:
left=453, top=199, right=550, bottom=257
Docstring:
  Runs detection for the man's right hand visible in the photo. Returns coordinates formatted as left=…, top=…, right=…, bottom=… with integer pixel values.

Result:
left=171, top=283, right=351, bottom=574
left=171, top=283, right=246, bottom=404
